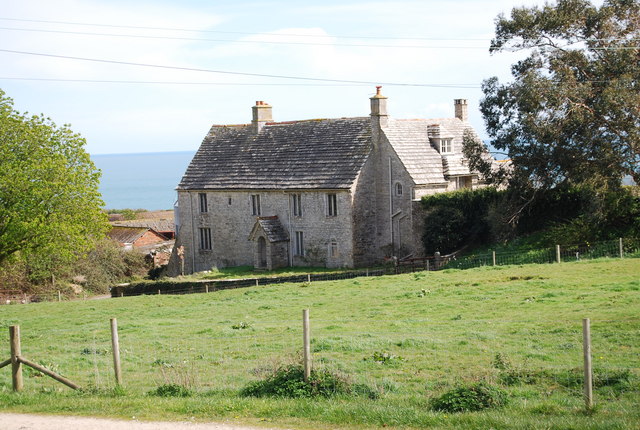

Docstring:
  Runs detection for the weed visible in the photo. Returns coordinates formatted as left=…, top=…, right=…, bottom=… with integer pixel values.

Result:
left=80, top=347, right=108, bottom=355
left=240, top=364, right=373, bottom=399
left=24, top=362, right=59, bottom=378
left=493, top=353, right=539, bottom=385
left=429, top=382, right=508, bottom=413
left=232, top=322, right=251, bottom=330
left=151, top=359, right=173, bottom=368
left=366, top=351, right=404, bottom=365
left=148, top=383, right=192, bottom=397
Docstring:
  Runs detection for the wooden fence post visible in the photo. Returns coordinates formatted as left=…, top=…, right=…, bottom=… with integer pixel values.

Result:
left=307, top=274, right=311, bottom=283
left=302, top=309, right=311, bottom=382
left=556, top=245, right=561, bottom=263
left=492, top=250, right=496, bottom=266
left=619, top=238, right=623, bottom=258
left=10, top=325, right=23, bottom=392
left=18, top=357, right=80, bottom=390
left=583, top=318, right=593, bottom=410
left=57, top=291, right=61, bottom=302
left=110, top=318, right=123, bottom=386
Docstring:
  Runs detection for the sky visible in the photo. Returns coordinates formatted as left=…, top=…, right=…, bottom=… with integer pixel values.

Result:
left=0, top=0, right=547, bottom=155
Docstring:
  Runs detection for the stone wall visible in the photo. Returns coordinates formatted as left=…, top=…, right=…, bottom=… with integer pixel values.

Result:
left=177, top=189, right=355, bottom=274
left=351, top=120, right=422, bottom=265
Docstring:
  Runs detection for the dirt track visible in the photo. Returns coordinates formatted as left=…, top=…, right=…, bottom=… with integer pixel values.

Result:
left=0, top=413, right=287, bottom=430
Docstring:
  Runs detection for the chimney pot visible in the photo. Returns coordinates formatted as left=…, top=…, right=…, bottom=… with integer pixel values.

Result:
left=370, top=86, right=388, bottom=128
left=252, top=100, right=272, bottom=133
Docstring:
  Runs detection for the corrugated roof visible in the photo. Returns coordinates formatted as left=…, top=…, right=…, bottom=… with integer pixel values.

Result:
left=108, top=227, right=150, bottom=244
left=178, top=118, right=372, bottom=190
left=111, top=219, right=174, bottom=232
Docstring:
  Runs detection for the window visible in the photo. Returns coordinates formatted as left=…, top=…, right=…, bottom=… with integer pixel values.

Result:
left=199, top=193, right=208, bottom=213
left=327, top=193, right=338, bottom=216
left=395, top=182, right=403, bottom=196
left=291, top=193, right=303, bottom=217
left=199, top=227, right=212, bottom=250
left=251, top=194, right=261, bottom=216
left=329, top=240, right=339, bottom=258
left=440, top=138, right=453, bottom=154
left=294, top=231, right=304, bottom=256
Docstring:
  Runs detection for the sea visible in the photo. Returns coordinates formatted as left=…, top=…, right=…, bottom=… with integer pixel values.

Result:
left=92, top=151, right=196, bottom=211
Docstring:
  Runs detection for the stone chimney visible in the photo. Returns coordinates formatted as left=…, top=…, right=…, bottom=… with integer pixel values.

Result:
left=454, top=99, right=468, bottom=122
left=252, top=100, right=272, bottom=133
left=370, top=86, right=388, bottom=128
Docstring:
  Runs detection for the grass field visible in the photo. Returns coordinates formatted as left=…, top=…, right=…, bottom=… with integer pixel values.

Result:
left=1, top=258, right=639, bottom=429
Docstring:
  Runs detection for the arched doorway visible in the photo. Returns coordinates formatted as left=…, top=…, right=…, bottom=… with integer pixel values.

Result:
left=257, top=236, right=267, bottom=268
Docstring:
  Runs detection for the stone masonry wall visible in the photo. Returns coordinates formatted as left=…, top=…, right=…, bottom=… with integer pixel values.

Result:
left=352, top=121, right=421, bottom=265
left=177, top=189, right=355, bottom=274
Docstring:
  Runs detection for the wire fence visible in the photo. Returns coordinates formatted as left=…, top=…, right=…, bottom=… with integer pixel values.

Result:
left=1, top=238, right=637, bottom=302
left=428, top=237, right=639, bottom=271
left=1, top=315, right=637, bottom=399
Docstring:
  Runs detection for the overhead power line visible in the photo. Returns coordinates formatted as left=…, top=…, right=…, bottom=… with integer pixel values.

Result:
left=0, top=77, right=480, bottom=88
left=0, top=49, right=480, bottom=87
left=0, top=26, right=488, bottom=49
left=0, top=17, right=491, bottom=42
left=1, top=17, right=636, bottom=44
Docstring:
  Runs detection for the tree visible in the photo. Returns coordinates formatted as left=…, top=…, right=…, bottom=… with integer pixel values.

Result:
left=0, top=89, right=108, bottom=280
left=465, top=0, right=639, bottom=189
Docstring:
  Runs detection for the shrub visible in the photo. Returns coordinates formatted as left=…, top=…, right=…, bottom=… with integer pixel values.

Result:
left=429, top=382, right=508, bottom=413
left=148, top=383, right=192, bottom=397
left=240, top=364, right=372, bottom=398
left=422, top=206, right=467, bottom=254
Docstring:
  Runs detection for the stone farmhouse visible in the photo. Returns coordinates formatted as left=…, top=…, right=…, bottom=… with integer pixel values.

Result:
left=174, top=88, right=488, bottom=274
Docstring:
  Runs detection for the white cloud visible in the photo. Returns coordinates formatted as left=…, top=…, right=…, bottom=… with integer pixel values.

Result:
left=1, top=0, right=552, bottom=153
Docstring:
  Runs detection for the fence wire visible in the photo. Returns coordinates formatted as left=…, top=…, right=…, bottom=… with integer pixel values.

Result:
left=1, top=316, right=637, bottom=397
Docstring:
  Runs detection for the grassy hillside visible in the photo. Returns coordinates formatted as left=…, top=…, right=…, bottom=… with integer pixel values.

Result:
left=0, top=258, right=638, bottom=429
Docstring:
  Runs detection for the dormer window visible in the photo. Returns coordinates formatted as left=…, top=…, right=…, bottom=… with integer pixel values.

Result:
left=440, top=138, right=453, bottom=154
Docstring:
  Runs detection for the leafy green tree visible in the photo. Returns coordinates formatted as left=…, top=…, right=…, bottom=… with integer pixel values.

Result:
left=465, top=0, right=639, bottom=189
left=0, top=89, right=108, bottom=279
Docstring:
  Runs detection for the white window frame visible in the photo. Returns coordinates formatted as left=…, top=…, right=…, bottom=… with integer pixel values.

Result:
left=199, top=227, right=212, bottom=250
left=251, top=194, right=261, bottom=216
left=291, top=193, right=303, bottom=217
left=294, top=231, right=305, bottom=256
left=327, top=193, right=338, bottom=217
left=440, top=138, right=453, bottom=154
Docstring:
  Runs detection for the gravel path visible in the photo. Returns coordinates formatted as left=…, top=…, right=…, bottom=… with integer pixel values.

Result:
left=0, top=413, right=288, bottom=430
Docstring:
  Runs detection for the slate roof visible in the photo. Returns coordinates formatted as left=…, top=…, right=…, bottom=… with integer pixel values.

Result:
left=248, top=216, right=290, bottom=243
left=384, top=118, right=479, bottom=184
left=178, top=118, right=372, bottom=190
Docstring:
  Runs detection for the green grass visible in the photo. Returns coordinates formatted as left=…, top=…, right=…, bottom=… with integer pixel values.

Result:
left=0, top=258, right=639, bottom=429
left=188, top=264, right=369, bottom=280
